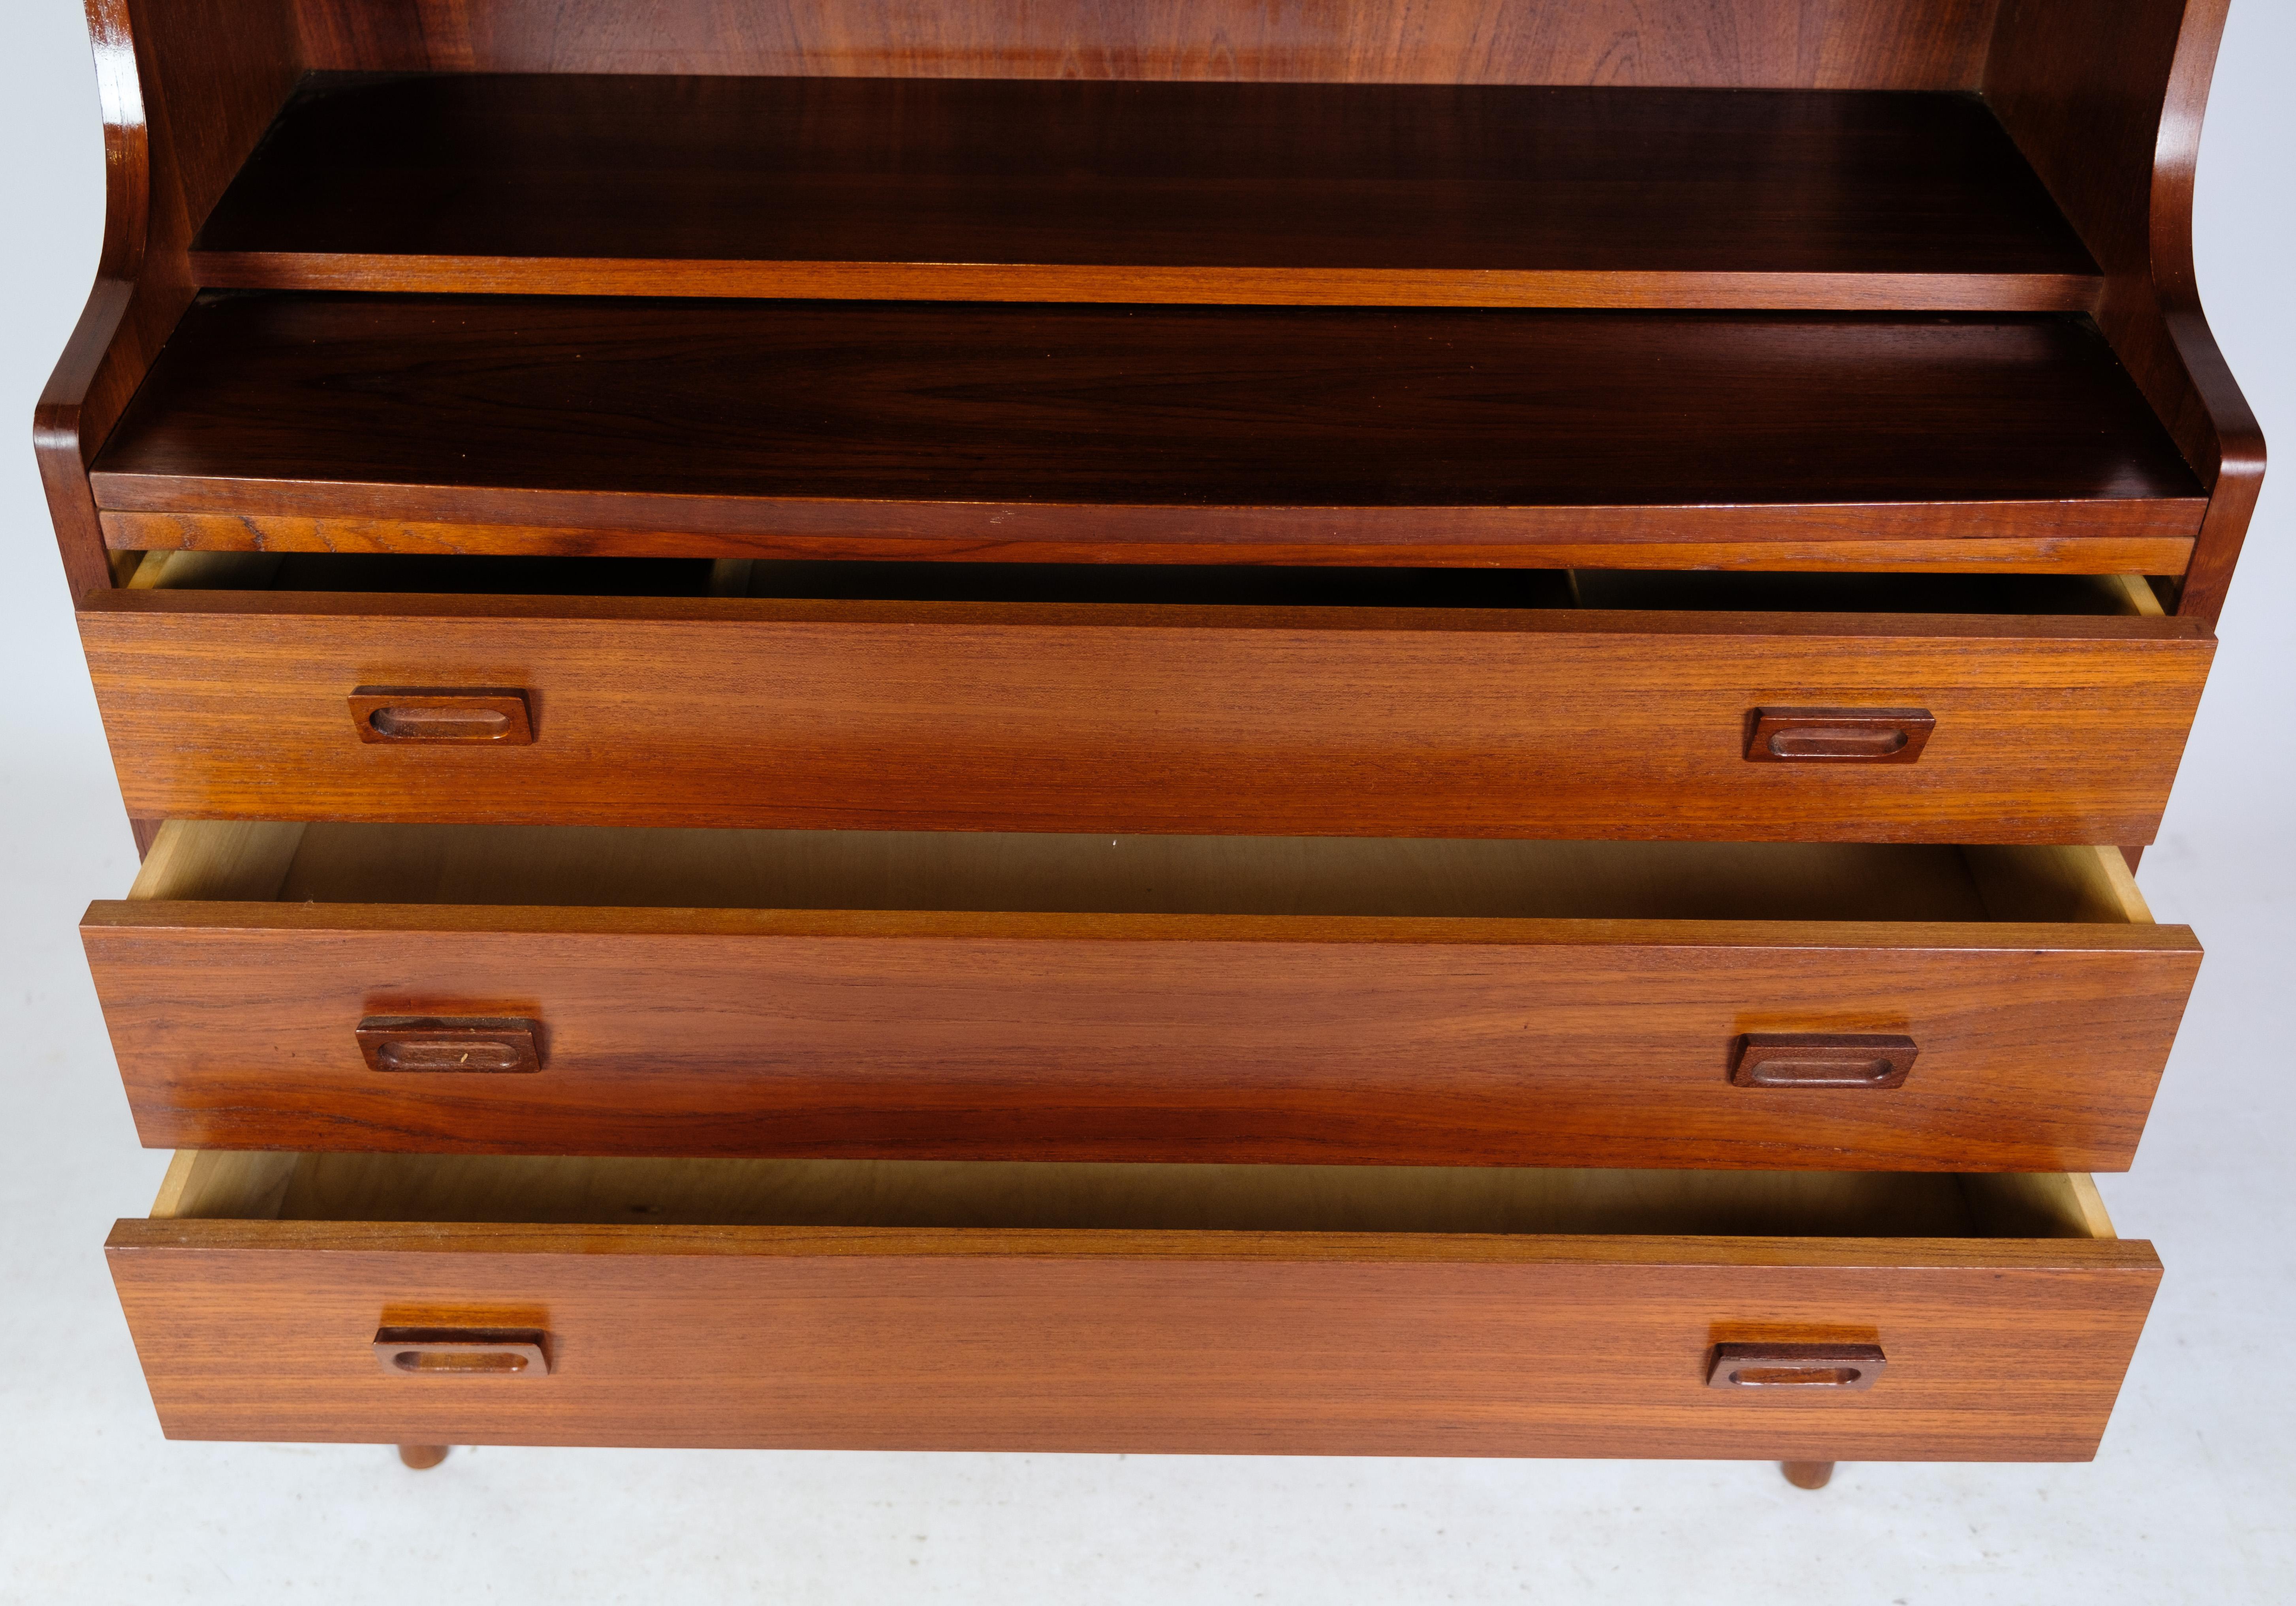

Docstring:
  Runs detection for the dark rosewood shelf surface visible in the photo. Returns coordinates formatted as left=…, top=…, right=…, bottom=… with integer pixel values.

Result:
left=189, top=74, right=2100, bottom=310
left=91, top=296, right=2204, bottom=567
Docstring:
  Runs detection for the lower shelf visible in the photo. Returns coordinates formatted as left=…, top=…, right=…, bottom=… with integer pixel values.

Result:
left=109, top=1152, right=2159, bottom=1460
left=88, top=294, right=2203, bottom=570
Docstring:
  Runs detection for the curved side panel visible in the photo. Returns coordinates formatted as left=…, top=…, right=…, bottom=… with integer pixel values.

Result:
left=2151, top=1, right=2267, bottom=622
left=32, top=0, right=301, bottom=602
left=1986, top=0, right=2265, bottom=624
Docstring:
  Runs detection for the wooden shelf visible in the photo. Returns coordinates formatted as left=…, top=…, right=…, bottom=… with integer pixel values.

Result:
left=90, top=295, right=2204, bottom=572
left=187, top=74, right=2102, bottom=312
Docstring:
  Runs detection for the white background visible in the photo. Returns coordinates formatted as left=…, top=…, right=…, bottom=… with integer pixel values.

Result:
left=2, top=5, right=2289, bottom=1600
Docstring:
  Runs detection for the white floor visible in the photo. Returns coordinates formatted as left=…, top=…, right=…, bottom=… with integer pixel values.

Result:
left=4, top=4, right=2293, bottom=1600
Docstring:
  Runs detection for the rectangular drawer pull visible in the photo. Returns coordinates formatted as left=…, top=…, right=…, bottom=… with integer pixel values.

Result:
left=349, top=687, right=533, bottom=744
left=1746, top=707, right=1935, bottom=763
left=1707, top=1344, right=1886, bottom=1391
left=355, top=1017, right=542, bottom=1074
left=1731, top=1034, right=1918, bottom=1089
left=373, top=1328, right=549, bottom=1378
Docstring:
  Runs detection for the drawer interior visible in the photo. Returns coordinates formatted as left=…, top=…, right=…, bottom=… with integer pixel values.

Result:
left=150, top=1149, right=2115, bottom=1241
left=122, top=550, right=2163, bottom=618
left=131, top=821, right=2153, bottom=927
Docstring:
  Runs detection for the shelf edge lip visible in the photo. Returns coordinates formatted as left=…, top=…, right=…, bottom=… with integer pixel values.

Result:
left=186, top=252, right=2105, bottom=313
left=91, top=510, right=2200, bottom=581
left=83, top=481, right=2214, bottom=534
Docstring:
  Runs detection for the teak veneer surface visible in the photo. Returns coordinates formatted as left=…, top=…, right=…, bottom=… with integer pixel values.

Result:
left=288, top=0, right=2010, bottom=88
left=108, top=1153, right=2157, bottom=1458
left=88, top=296, right=2204, bottom=567
left=39, top=1, right=2260, bottom=618
left=190, top=75, right=2099, bottom=310
left=86, top=824, right=2198, bottom=1168
left=1985, top=0, right=2266, bottom=623
left=40, top=0, right=2241, bottom=1480
left=77, top=584, right=2211, bottom=842
left=35, top=0, right=303, bottom=599
left=30, top=0, right=2252, bottom=1470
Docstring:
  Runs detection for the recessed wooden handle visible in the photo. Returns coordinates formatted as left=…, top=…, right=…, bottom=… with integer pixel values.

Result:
left=1731, top=1034, right=1918, bottom=1089
left=350, top=687, right=533, bottom=744
left=374, top=1328, right=550, bottom=1378
left=1745, top=707, right=1935, bottom=763
left=1708, top=1344, right=1886, bottom=1391
left=356, top=1017, right=543, bottom=1074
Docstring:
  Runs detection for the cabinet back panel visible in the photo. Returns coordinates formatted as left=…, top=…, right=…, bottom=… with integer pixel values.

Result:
left=290, top=0, right=2003, bottom=87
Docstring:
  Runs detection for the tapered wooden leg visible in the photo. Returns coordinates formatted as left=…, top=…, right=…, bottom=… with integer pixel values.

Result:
left=1779, top=1460, right=1835, bottom=1490
left=398, top=1444, right=451, bottom=1470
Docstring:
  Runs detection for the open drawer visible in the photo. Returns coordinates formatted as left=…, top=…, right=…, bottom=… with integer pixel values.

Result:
left=84, top=819, right=2199, bottom=1170
left=107, top=1152, right=2159, bottom=1460
left=78, top=557, right=2210, bottom=843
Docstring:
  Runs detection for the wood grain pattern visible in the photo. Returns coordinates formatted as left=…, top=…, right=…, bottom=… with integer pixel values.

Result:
left=86, top=297, right=2205, bottom=565
left=1708, top=1342, right=1887, bottom=1390
left=189, top=77, right=2098, bottom=310
left=82, top=827, right=2197, bottom=1168
left=105, top=1211, right=2158, bottom=1457
left=36, top=0, right=303, bottom=600
left=287, top=0, right=2007, bottom=88
left=1729, top=1035, right=1920, bottom=1090
left=76, top=589, right=2213, bottom=841
left=99, top=512, right=2200, bottom=578
left=347, top=688, right=534, bottom=746
left=1962, top=1171, right=2119, bottom=1241
left=1960, top=842, right=2157, bottom=924
left=1745, top=708, right=1936, bottom=764
left=373, top=1328, right=549, bottom=1376
left=83, top=902, right=2198, bottom=1169
left=353, top=1016, right=544, bottom=1075
left=38, top=3, right=2257, bottom=624
left=148, top=1148, right=299, bottom=1220
left=125, top=816, right=305, bottom=900
left=1985, top=0, right=2264, bottom=623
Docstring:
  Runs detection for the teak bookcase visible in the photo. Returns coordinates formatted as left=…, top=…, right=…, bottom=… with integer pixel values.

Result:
left=41, top=0, right=2260, bottom=1489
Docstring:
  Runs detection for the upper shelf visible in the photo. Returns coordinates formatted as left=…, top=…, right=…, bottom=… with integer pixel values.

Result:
left=89, top=295, right=2203, bottom=572
left=188, top=74, right=2102, bottom=312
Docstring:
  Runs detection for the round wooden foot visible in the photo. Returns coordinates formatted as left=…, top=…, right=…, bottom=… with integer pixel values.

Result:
left=1779, top=1460, right=1835, bottom=1490
left=397, top=1444, right=451, bottom=1470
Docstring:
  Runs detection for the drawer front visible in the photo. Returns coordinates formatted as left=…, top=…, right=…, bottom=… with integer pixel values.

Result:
left=80, top=592, right=2212, bottom=841
left=84, top=906, right=2200, bottom=1169
left=107, top=1222, right=2159, bottom=1459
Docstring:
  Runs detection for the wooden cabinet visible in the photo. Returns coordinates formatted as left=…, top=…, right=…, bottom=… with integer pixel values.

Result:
left=36, top=0, right=2262, bottom=1481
